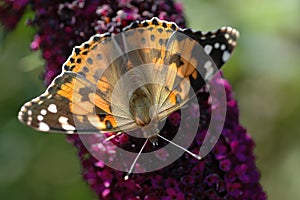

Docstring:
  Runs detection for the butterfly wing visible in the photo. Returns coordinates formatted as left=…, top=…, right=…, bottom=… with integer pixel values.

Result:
left=18, top=72, right=138, bottom=133
left=18, top=31, right=139, bottom=133
left=120, top=18, right=239, bottom=120
left=18, top=17, right=239, bottom=134
left=156, top=26, right=239, bottom=119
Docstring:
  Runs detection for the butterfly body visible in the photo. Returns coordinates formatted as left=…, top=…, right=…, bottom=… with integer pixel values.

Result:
left=18, top=17, right=239, bottom=145
left=129, top=86, right=153, bottom=127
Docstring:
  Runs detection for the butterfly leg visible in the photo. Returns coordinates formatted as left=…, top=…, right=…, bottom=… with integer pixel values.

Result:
left=124, top=137, right=149, bottom=180
left=103, top=132, right=123, bottom=143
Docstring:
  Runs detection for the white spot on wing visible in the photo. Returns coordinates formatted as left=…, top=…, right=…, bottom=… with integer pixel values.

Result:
left=204, top=45, right=212, bottom=55
left=24, top=102, right=31, bottom=107
left=37, top=115, right=44, bottom=121
left=225, top=33, right=230, bottom=39
left=17, top=112, right=22, bottom=121
left=214, top=42, right=220, bottom=49
left=58, top=116, right=68, bottom=124
left=58, top=116, right=76, bottom=131
left=221, top=44, right=226, bottom=50
left=41, top=109, right=47, bottom=115
left=28, top=110, right=32, bottom=116
left=227, top=27, right=233, bottom=32
left=66, top=130, right=74, bottom=134
left=62, top=124, right=76, bottom=131
left=222, top=51, right=231, bottom=62
left=21, top=106, right=26, bottom=112
left=48, top=104, right=57, bottom=113
left=25, top=115, right=32, bottom=125
left=39, top=122, right=50, bottom=131
left=203, top=61, right=214, bottom=80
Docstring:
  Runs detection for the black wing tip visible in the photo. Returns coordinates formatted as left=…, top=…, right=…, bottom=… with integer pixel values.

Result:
left=18, top=102, right=33, bottom=128
left=219, top=26, right=240, bottom=46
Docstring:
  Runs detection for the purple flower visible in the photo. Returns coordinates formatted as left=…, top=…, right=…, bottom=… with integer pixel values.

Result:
left=1, top=0, right=267, bottom=199
left=0, top=0, right=29, bottom=30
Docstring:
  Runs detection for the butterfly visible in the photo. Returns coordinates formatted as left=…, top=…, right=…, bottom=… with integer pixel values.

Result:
left=18, top=17, right=239, bottom=147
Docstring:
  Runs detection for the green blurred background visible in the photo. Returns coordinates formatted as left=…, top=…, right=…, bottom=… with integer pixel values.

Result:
left=0, top=0, right=299, bottom=199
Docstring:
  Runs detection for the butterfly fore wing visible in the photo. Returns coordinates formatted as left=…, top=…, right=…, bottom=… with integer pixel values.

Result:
left=180, top=27, right=239, bottom=69
left=156, top=26, right=239, bottom=119
left=18, top=72, right=137, bottom=134
left=165, top=26, right=239, bottom=96
left=62, top=28, right=143, bottom=124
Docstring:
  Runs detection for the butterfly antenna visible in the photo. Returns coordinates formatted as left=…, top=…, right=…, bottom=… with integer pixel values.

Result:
left=157, top=134, right=201, bottom=160
left=124, top=137, right=149, bottom=180
left=103, top=132, right=123, bottom=143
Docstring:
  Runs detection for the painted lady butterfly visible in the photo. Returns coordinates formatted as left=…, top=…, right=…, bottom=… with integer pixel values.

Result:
left=18, top=17, right=239, bottom=147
